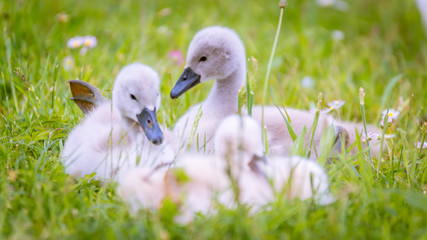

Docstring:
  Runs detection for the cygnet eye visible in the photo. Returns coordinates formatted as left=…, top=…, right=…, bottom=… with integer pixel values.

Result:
left=130, top=94, right=137, bottom=101
left=199, top=56, right=207, bottom=62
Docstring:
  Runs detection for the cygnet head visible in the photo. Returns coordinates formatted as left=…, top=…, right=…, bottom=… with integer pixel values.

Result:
left=170, top=26, right=246, bottom=99
left=113, top=63, right=163, bottom=144
left=214, top=115, right=265, bottom=171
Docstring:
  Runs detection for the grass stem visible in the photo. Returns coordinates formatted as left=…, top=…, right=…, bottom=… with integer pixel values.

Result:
left=359, top=88, right=373, bottom=166
left=261, top=5, right=285, bottom=150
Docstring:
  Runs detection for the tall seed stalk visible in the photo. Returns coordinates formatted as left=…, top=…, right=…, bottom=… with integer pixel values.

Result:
left=261, top=0, right=287, bottom=153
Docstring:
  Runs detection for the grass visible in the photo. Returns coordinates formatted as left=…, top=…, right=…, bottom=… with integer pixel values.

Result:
left=1, top=0, right=427, bottom=239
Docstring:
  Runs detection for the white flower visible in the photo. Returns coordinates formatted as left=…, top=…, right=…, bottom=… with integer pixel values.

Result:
left=82, top=35, right=97, bottom=48
left=384, top=134, right=396, bottom=139
left=331, top=30, right=345, bottom=41
left=322, top=99, right=345, bottom=113
left=301, top=76, right=314, bottom=88
left=362, top=132, right=395, bottom=143
left=382, top=109, right=400, bottom=120
left=67, top=37, right=84, bottom=49
left=67, top=36, right=97, bottom=53
left=362, top=132, right=380, bottom=143
left=381, top=109, right=400, bottom=126
left=62, top=56, right=74, bottom=71
left=66, top=36, right=97, bottom=55
left=328, top=99, right=345, bottom=109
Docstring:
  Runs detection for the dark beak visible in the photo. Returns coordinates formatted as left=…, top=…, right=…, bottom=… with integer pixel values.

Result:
left=170, top=67, right=201, bottom=99
left=137, top=108, right=163, bottom=145
left=248, top=153, right=267, bottom=177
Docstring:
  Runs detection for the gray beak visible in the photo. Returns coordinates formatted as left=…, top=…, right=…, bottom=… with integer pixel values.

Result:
left=170, top=67, right=201, bottom=99
left=248, top=153, right=267, bottom=176
left=137, top=108, right=163, bottom=145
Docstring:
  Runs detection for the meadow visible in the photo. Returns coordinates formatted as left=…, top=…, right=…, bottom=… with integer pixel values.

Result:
left=1, top=0, right=426, bottom=239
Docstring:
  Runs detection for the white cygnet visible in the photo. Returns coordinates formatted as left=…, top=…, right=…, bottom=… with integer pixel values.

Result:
left=169, top=26, right=382, bottom=158
left=62, top=63, right=173, bottom=180
left=118, top=114, right=334, bottom=224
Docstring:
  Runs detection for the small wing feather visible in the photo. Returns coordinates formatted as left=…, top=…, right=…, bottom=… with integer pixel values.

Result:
left=68, top=80, right=108, bottom=114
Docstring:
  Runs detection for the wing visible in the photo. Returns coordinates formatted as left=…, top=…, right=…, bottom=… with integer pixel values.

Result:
left=68, top=80, right=108, bottom=114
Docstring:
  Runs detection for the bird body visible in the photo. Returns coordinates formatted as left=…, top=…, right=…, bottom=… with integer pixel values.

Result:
left=62, top=63, right=173, bottom=180
left=118, top=115, right=334, bottom=223
left=170, top=26, right=382, bottom=158
left=171, top=26, right=245, bottom=152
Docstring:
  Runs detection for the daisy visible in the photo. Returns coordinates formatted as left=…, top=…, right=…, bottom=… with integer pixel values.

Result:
left=362, top=132, right=380, bottom=143
left=384, top=134, right=396, bottom=139
left=62, top=56, right=74, bottom=71
left=322, top=99, right=345, bottom=113
left=381, top=109, right=399, bottom=126
left=67, top=35, right=97, bottom=55
left=79, top=36, right=97, bottom=55
left=82, top=35, right=97, bottom=48
left=362, top=133, right=395, bottom=143
left=67, top=37, right=84, bottom=49
left=382, top=109, right=399, bottom=119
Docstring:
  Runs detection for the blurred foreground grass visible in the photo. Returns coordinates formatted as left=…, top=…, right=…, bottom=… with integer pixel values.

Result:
left=1, top=0, right=426, bottom=239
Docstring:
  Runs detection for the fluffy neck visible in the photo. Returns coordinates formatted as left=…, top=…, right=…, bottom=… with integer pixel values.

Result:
left=203, top=61, right=246, bottom=115
left=120, top=115, right=141, bottom=142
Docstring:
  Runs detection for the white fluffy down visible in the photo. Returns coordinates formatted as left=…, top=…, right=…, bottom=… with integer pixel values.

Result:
left=259, top=156, right=335, bottom=206
left=173, top=26, right=246, bottom=153
left=117, top=168, right=166, bottom=212
left=62, top=63, right=174, bottom=181
left=173, top=26, right=383, bottom=159
left=118, top=115, right=334, bottom=223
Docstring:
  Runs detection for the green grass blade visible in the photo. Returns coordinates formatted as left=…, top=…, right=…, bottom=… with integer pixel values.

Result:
left=261, top=5, right=285, bottom=142
left=275, top=105, right=297, bottom=142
